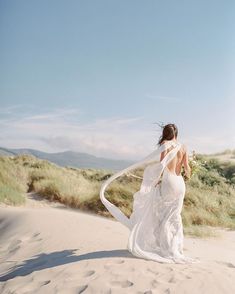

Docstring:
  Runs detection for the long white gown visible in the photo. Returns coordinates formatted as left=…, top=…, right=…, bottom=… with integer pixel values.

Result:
left=100, top=140, right=199, bottom=264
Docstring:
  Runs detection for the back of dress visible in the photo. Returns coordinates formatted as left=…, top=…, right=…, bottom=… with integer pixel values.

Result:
left=163, top=143, right=186, bottom=176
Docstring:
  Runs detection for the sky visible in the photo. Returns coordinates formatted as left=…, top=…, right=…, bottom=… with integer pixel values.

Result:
left=0, top=0, right=235, bottom=160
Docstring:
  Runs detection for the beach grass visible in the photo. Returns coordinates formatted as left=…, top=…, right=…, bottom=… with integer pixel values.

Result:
left=0, top=153, right=235, bottom=237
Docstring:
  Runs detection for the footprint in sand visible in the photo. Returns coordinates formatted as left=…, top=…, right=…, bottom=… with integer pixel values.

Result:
left=104, top=259, right=125, bottom=269
left=113, top=259, right=125, bottom=264
left=16, top=279, right=51, bottom=293
left=30, top=232, right=43, bottom=242
left=20, top=232, right=42, bottom=243
left=83, top=270, right=95, bottom=277
left=33, top=232, right=40, bottom=237
left=151, top=279, right=159, bottom=288
left=110, top=280, right=133, bottom=288
left=147, top=268, right=159, bottom=276
left=38, top=280, right=51, bottom=287
left=167, top=272, right=192, bottom=283
left=168, top=276, right=177, bottom=283
left=185, top=275, right=192, bottom=279
left=8, top=239, right=22, bottom=253
left=227, top=263, right=235, bottom=268
left=77, top=284, right=88, bottom=293
left=217, top=261, right=235, bottom=268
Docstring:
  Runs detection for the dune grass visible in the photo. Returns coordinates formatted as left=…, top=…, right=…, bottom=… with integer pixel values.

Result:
left=0, top=157, right=28, bottom=205
left=0, top=153, right=235, bottom=237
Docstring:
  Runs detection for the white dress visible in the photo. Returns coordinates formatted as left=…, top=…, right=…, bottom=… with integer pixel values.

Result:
left=100, top=140, right=199, bottom=264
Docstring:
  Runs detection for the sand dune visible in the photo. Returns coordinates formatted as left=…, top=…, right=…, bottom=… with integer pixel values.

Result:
left=0, top=193, right=235, bottom=294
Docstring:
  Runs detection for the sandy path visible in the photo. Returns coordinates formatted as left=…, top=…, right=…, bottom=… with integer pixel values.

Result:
left=0, top=193, right=235, bottom=294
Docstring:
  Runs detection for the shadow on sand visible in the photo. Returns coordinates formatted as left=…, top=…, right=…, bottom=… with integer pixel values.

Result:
left=0, top=249, right=135, bottom=282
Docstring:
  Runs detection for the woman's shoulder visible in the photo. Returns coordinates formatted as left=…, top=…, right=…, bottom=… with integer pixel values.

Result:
left=180, top=142, right=188, bottom=153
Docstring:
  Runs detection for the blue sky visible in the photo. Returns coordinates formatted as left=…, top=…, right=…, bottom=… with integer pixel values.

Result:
left=0, top=0, right=234, bottom=160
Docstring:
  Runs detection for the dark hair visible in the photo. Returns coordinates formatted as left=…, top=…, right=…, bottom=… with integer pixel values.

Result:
left=156, top=123, right=178, bottom=145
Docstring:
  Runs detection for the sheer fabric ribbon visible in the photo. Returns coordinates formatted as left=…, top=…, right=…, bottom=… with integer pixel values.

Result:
left=99, top=140, right=182, bottom=230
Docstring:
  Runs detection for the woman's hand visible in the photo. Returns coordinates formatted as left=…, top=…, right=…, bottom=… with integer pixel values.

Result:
left=182, top=145, right=192, bottom=178
left=185, top=166, right=192, bottom=179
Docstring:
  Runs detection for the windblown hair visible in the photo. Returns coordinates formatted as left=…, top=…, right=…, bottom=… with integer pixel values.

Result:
left=157, top=123, right=178, bottom=146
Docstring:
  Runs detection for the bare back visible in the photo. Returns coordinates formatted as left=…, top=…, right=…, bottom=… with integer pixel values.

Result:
left=160, top=141, right=188, bottom=176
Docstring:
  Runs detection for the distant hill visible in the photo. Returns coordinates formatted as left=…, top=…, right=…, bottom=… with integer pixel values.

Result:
left=0, top=147, right=135, bottom=171
left=199, top=149, right=235, bottom=163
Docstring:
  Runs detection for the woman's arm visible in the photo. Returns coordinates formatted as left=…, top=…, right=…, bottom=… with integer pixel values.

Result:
left=182, top=145, right=191, bottom=179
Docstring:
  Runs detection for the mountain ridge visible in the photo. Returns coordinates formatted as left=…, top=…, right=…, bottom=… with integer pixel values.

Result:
left=0, top=146, right=135, bottom=171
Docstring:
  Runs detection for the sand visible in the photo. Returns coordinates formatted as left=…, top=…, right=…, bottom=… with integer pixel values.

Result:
left=0, top=192, right=235, bottom=294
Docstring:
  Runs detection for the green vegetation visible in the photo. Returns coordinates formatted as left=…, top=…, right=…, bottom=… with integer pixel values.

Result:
left=202, top=148, right=235, bottom=163
left=0, top=153, right=235, bottom=237
left=182, top=155, right=235, bottom=236
left=0, top=156, right=28, bottom=205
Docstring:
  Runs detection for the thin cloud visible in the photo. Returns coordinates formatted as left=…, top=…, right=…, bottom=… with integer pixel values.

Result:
left=21, top=108, right=81, bottom=122
left=145, top=93, right=181, bottom=102
left=0, top=108, right=153, bottom=160
left=0, top=105, right=26, bottom=115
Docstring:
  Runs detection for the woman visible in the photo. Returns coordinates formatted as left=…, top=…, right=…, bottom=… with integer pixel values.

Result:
left=100, top=123, right=199, bottom=263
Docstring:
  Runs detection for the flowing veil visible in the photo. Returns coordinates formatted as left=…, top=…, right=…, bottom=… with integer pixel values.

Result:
left=99, top=140, right=182, bottom=230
